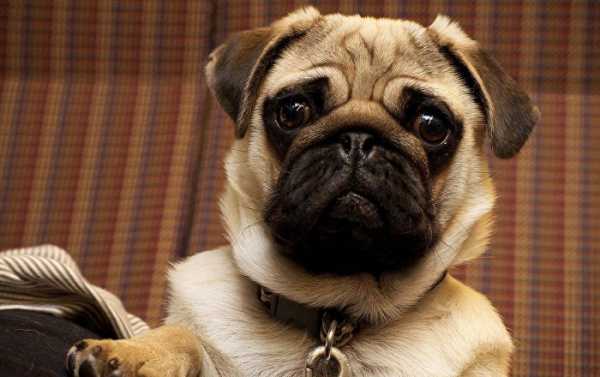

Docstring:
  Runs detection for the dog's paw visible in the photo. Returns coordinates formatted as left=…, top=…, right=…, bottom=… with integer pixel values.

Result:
left=66, top=326, right=202, bottom=377
left=66, top=338, right=162, bottom=377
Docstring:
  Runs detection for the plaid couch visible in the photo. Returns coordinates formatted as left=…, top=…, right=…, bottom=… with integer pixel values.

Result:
left=0, top=1, right=598, bottom=375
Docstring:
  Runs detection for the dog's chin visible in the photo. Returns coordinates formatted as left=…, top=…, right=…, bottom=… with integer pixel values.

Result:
left=271, top=191, right=434, bottom=276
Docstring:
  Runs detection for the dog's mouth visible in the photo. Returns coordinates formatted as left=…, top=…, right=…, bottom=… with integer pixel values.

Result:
left=264, top=132, right=436, bottom=276
left=327, top=192, right=384, bottom=230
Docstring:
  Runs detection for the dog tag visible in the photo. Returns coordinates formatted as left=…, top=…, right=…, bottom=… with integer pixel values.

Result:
left=305, top=345, right=352, bottom=377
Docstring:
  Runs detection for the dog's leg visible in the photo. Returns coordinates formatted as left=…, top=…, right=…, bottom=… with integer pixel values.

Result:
left=66, top=325, right=208, bottom=377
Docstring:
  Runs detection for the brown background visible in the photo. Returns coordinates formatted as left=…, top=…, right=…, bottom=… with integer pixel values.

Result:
left=0, top=1, right=598, bottom=375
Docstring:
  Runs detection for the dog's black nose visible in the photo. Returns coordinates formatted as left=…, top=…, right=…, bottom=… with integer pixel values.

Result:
left=337, top=131, right=376, bottom=162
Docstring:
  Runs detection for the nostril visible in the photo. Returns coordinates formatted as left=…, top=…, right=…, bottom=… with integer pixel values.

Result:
left=340, top=134, right=352, bottom=154
left=362, top=136, right=375, bottom=155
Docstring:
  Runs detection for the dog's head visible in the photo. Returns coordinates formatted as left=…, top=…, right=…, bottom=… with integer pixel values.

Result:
left=206, top=8, right=538, bottom=321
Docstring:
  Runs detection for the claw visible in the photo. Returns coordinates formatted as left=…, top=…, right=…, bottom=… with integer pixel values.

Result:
left=65, top=340, right=105, bottom=377
left=79, top=359, right=99, bottom=377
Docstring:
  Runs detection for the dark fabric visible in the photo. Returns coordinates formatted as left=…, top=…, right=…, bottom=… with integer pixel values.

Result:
left=0, top=310, right=99, bottom=377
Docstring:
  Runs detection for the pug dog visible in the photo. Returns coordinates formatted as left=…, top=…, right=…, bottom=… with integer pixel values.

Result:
left=67, top=7, right=539, bottom=377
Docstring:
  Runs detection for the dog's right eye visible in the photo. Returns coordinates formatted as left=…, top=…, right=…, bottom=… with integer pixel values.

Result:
left=276, top=96, right=312, bottom=130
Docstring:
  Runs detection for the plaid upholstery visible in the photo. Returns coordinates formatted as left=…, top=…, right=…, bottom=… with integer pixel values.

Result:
left=0, top=1, right=598, bottom=375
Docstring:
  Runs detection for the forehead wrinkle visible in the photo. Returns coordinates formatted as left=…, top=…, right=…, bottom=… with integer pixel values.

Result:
left=342, top=24, right=392, bottom=99
left=303, top=61, right=352, bottom=95
left=341, top=29, right=360, bottom=71
left=371, top=25, right=399, bottom=100
left=272, top=16, right=447, bottom=110
left=332, top=20, right=436, bottom=102
left=358, top=31, right=375, bottom=66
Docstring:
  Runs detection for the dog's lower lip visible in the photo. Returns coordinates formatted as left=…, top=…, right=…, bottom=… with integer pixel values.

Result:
left=328, top=192, right=383, bottom=229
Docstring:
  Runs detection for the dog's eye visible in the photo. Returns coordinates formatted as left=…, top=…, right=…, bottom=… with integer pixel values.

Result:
left=276, top=96, right=312, bottom=129
left=414, top=112, right=450, bottom=145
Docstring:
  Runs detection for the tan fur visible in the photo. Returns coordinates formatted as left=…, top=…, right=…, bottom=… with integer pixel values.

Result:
left=67, top=326, right=204, bottom=377
left=68, top=7, right=538, bottom=377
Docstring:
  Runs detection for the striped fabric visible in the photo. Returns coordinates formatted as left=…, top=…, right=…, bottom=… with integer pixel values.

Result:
left=0, top=244, right=148, bottom=338
left=0, top=1, right=597, bottom=375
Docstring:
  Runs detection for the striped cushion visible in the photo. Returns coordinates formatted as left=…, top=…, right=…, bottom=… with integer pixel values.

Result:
left=0, top=1, right=598, bottom=375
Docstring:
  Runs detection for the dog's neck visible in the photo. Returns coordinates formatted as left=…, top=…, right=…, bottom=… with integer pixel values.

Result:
left=221, top=176, right=495, bottom=325
left=257, top=285, right=331, bottom=339
left=256, top=271, right=448, bottom=339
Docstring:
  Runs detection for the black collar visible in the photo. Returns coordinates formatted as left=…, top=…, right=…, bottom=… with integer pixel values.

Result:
left=258, top=285, right=333, bottom=339
left=257, top=271, right=447, bottom=340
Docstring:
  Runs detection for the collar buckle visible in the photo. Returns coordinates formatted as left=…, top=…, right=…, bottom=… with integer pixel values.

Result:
left=305, top=317, right=353, bottom=377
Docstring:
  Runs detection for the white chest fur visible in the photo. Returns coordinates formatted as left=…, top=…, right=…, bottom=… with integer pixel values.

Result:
left=166, top=248, right=512, bottom=377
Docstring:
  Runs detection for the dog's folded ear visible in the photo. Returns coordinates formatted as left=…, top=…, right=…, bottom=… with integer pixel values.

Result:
left=205, top=7, right=321, bottom=138
left=428, top=16, right=540, bottom=158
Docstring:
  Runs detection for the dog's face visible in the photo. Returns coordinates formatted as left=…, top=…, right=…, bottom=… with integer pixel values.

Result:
left=262, top=81, right=441, bottom=275
left=206, top=8, right=538, bottom=312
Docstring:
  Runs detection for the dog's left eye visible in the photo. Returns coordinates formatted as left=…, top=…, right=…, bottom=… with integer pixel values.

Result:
left=414, top=112, right=451, bottom=145
left=276, top=96, right=312, bottom=129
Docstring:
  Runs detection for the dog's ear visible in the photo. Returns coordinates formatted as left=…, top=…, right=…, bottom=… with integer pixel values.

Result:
left=205, top=7, right=321, bottom=138
left=428, top=16, right=540, bottom=158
